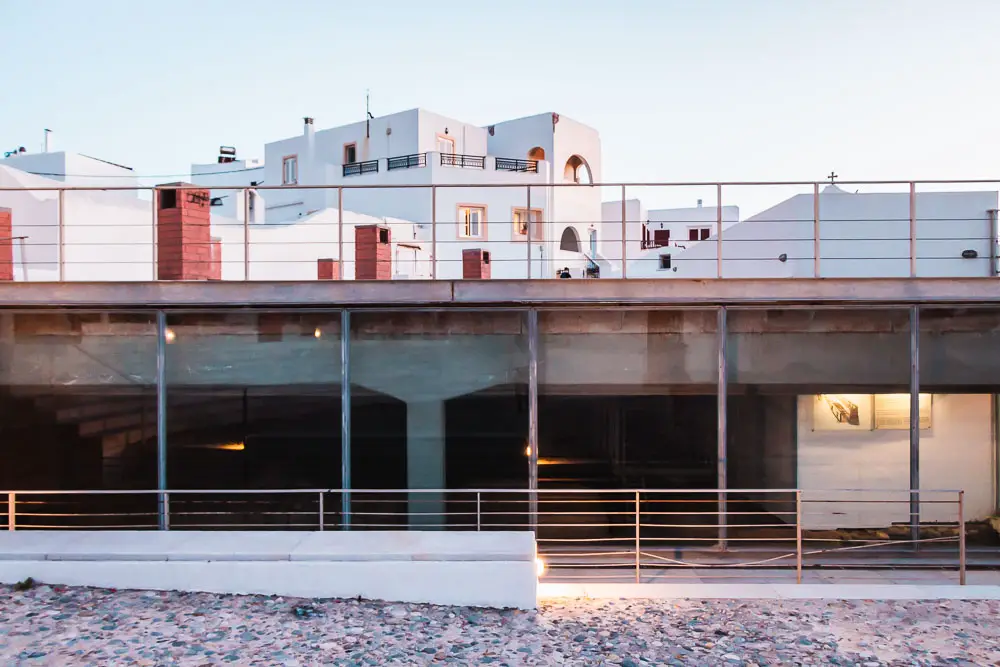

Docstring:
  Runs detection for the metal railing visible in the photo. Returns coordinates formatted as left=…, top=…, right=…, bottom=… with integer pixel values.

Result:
left=495, top=157, right=538, bottom=173
left=1, top=487, right=968, bottom=585
left=342, top=159, right=379, bottom=177
left=440, top=153, right=485, bottom=169
left=387, top=153, right=427, bottom=171
left=0, top=179, right=997, bottom=282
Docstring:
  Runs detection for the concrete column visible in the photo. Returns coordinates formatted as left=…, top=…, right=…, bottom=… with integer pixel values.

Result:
left=407, top=399, right=445, bottom=529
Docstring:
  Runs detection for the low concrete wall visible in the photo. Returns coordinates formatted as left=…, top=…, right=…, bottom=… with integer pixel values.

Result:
left=0, top=531, right=538, bottom=610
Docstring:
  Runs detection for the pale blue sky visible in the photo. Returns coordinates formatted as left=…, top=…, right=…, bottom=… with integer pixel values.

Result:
left=2, top=0, right=998, bottom=192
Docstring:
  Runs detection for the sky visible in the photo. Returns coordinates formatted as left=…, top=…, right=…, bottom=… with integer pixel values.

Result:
left=1, top=0, right=999, bottom=211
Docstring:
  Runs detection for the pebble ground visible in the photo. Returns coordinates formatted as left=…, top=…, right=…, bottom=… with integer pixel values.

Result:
left=1, top=584, right=998, bottom=665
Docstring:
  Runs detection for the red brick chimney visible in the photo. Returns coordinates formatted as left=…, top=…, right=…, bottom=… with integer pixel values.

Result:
left=317, top=258, right=340, bottom=280
left=157, top=183, right=214, bottom=280
left=462, top=248, right=491, bottom=279
left=209, top=237, right=222, bottom=280
left=0, top=207, right=12, bottom=281
left=355, top=225, right=391, bottom=280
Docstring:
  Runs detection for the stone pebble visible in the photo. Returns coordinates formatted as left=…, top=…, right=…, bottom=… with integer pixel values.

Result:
left=1, top=583, right=998, bottom=665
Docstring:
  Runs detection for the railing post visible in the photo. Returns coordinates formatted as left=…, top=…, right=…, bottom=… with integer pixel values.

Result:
left=634, top=490, right=641, bottom=583
left=151, top=188, right=158, bottom=280
left=476, top=491, right=481, bottom=531
left=431, top=185, right=437, bottom=280
left=6, top=492, right=14, bottom=531
left=161, top=491, right=170, bottom=531
left=717, top=307, right=728, bottom=551
left=620, top=185, right=627, bottom=279
left=958, top=490, right=966, bottom=585
left=813, top=183, right=820, bottom=278
left=716, top=184, right=724, bottom=279
left=57, top=189, right=65, bottom=281
left=337, top=187, right=344, bottom=280
left=796, top=490, right=803, bottom=584
left=526, top=185, right=532, bottom=279
left=909, top=182, right=917, bottom=278
left=318, top=491, right=325, bottom=531
left=341, top=310, right=352, bottom=529
left=156, top=310, right=168, bottom=531
left=243, top=188, right=251, bottom=280
left=910, top=306, right=921, bottom=547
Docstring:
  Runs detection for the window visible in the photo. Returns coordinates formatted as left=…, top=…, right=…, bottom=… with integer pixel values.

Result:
left=437, top=135, right=455, bottom=155
left=689, top=227, right=711, bottom=241
left=658, top=254, right=672, bottom=270
left=343, top=143, right=357, bottom=165
left=653, top=229, right=670, bottom=248
left=513, top=207, right=543, bottom=239
left=458, top=205, right=486, bottom=238
left=282, top=155, right=298, bottom=185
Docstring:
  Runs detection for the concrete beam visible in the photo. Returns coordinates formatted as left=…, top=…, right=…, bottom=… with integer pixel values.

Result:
left=1, top=278, right=999, bottom=308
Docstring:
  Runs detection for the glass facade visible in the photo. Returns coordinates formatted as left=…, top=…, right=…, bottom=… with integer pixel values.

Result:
left=1, top=306, right=998, bottom=531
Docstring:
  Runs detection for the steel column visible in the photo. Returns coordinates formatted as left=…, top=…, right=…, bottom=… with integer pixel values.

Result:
left=716, top=184, right=724, bottom=278
left=909, top=182, right=917, bottom=278
left=6, top=492, right=13, bottom=531
left=717, top=306, right=728, bottom=549
left=318, top=491, right=325, bottom=531
left=813, top=183, right=820, bottom=278
left=634, top=491, right=641, bottom=583
left=527, top=309, right=539, bottom=530
left=910, top=305, right=920, bottom=544
left=341, top=309, right=352, bottom=529
left=156, top=310, right=168, bottom=530
left=795, top=490, right=803, bottom=584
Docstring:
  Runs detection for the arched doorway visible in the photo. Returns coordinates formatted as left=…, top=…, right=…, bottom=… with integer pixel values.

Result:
left=559, top=226, right=581, bottom=252
left=563, top=155, right=593, bottom=184
left=527, top=146, right=546, bottom=161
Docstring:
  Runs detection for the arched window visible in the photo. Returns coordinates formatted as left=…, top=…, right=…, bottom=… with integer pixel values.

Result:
left=559, top=226, right=581, bottom=252
left=527, top=146, right=546, bottom=161
left=563, top=155, right=593, bottom=184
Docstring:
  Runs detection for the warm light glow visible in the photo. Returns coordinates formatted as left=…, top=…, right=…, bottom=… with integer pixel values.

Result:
left=536, top=557, right=546, bottom=577
left=525, top=446, right=532, bottom=457
left=164, top=328, right=176, bottom=344
left=314, top=328, right=322, bottom=339
left=217, top=442, right=245, bottom=451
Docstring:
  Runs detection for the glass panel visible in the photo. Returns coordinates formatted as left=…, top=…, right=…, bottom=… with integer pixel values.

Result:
left=919, top=307, right=1000, bottom=528
left=538, top=308, right=719, bottom=546
left=727, top=308, right=911, bottom=538
left=164, top=311, right=342, bottom=528
left=0, top=311, right=157, bottom=527
left=350, top=310, right=529, bottom=530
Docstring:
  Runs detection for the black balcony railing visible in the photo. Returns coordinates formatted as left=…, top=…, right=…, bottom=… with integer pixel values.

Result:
left=343, top=159, right=380, bottom=177
left=495, top=157, right=539, bottom=173
left=387, top=153, right=427, bottom=171
left=441, top=153, right=485, bottom=169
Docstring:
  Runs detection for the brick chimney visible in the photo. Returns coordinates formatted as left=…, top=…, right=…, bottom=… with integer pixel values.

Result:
left=317, top=258, right=340, bottom=280
left=355, top=225, right=391, bottom=280
left=0, top=207, right=12, bottom=281
left=156, top=183, right=214, bottom=280
left=462, top=248, right=491, bottom=280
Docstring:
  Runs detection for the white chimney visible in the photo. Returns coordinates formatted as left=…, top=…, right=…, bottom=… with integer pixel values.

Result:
left=697, top=199, right=703, bottom=208
left=43, top=129, right=52, bottom=153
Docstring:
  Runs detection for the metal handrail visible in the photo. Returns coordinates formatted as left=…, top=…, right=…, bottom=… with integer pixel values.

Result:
left=495, top=157, right=538, bottom=173
left=342, top=159, right=379, bottom=177
left=387, top=153, right=427, bottom=171
left=2, top=487, right=967, bottom=586
left=440, top=153, right=485, bottom=169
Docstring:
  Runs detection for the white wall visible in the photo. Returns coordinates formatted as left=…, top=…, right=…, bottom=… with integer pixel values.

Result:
left=627, top=187, right=999, bottom=279
left=1, top=152, right=139, bottom=192
left=798, top=393, right=994, bottom=529
left=191, top=160, right=265, bottom=221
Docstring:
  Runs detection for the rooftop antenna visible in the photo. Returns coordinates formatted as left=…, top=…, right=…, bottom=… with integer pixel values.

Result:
left=366, top=90, right=374, bottom=139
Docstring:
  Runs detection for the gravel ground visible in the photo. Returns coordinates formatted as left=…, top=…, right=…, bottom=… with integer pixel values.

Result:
left=1, top=584, right=999, bottom=666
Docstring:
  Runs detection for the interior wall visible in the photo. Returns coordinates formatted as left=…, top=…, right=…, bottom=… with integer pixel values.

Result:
left=798, top=393, right=994, bottom=529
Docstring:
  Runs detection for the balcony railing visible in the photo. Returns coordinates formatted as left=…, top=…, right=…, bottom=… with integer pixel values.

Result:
left=387, top=153, right=427, bottom=171
left=343, top=159, right=379, bottom=177
left=441, top=153, right=485, bottom=169
left=496, top=157, right=539, bottom=173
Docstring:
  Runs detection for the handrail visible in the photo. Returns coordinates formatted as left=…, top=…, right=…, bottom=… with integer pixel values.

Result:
left=440, top=153, right=485, bottom=169
left=387, top=153, right=427, bottom=171
left=342, top=159, right=379, bottom=177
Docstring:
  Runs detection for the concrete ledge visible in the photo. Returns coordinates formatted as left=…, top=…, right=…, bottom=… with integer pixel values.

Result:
left=539, top=582, right=1000, bottom=601
left=0, top=531, right=538, bottom=609
left=1, top=277, right=999, bottom=308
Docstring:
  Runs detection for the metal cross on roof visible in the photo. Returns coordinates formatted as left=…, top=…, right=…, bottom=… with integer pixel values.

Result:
left=828, top=171, right=838, bottom=184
